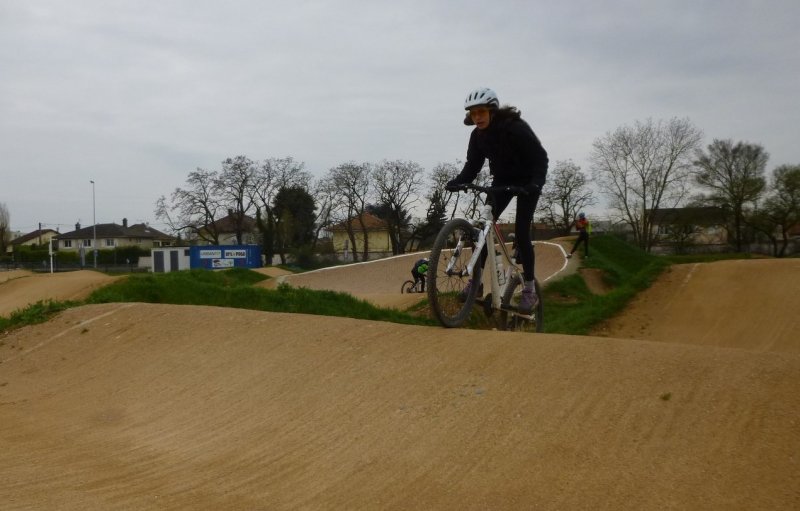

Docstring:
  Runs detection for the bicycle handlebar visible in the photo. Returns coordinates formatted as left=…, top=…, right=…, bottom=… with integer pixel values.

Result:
left=450, top=182, right=535, bottom=196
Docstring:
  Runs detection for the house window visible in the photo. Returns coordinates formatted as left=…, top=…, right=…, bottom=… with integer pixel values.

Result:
left=83, top=239, right=92, bottom=247
left=63, top=240, right=72, bottom=248
left=105, top=239, right=115, bottom=247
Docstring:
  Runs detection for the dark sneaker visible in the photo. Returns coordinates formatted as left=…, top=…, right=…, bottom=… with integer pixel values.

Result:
left=459, top=279, right=484, bottom=302
left=518, top=288, right=538, bottom=315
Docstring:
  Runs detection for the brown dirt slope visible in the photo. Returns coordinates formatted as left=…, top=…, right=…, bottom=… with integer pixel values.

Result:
left=257, top=242, right=570, bottom=309
left=1, top=298, right=799, bottom=509
left=594, top=259, right=800, bottom=353
left=0, top=270, right=119, bottom=316
left=1, top=258, right=798, bottom=509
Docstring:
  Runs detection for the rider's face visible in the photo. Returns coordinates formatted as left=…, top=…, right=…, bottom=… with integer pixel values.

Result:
left=469, top=106, right=492, bottom=129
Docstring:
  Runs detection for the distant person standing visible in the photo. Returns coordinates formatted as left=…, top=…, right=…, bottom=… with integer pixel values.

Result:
left=567, top=212, right=591, bottom=259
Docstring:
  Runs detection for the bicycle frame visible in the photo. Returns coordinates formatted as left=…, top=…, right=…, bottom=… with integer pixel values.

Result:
left=447, top=202, right=521, bottom=313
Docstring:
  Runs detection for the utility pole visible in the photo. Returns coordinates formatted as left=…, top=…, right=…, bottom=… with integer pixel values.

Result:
left=91, top=180, right=97, bottom=268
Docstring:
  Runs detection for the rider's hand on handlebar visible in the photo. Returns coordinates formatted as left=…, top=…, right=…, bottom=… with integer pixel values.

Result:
left=445, top=179, right=465, bottom=192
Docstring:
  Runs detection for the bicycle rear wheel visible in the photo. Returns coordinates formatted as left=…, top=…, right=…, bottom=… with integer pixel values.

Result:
left=401, top=280, right=416, bottom=293
left=427, top=218, right=482, bottom=327
left=499, top=274, right=543, bottom=332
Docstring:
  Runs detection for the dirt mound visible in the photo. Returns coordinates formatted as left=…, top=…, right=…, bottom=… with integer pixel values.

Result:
left=251, top=266, right=294, bottom=278
left=579, top=267, right=613, bottom=295
left=258, top=242, right=570, bottom=309
left=2, top=302, right=799, bottom=510
left=0, top=270, right=120, bottom=316
left=0, top=269, right=34, bottom=284
left=2, top=257, right=799, bottom=509
left=594, top=259, right=800, bottom=352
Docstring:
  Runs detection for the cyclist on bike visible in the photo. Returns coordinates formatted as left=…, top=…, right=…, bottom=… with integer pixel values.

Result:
left=446, top=87, right=548, bottom=314
left=411, top=258, right=429, bottom=292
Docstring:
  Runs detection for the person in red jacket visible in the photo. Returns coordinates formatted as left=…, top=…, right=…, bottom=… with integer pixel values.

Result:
left=567, top=212, right=591, bottom=259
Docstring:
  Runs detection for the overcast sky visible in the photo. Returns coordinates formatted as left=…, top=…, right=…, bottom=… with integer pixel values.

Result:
left=2, top=0, right=799, bottom=233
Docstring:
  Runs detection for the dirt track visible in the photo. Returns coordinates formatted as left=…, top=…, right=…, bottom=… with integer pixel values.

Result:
left=257, top=242, right=571, bottom=309
left=1, top=255, right=799, bottom=510
left=0, top=270, right=119, bottom=316
left=594, top=259, right=800, bottom=352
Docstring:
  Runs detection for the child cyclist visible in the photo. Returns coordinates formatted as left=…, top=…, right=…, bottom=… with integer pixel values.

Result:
left=411, top=257, right=429, bottom=292
left=567, top=212, right=591, bottom=258
left=446, top=87, right=548, bottom=314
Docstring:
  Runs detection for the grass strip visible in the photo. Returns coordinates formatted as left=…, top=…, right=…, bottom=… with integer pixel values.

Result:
left=1, top=238, right=759, bottom=336
left=85, top=268, right=436, bottom=326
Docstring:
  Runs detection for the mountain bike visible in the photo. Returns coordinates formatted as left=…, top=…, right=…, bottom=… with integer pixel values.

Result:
left=427, top=183, right=543, bottom=332
left=400, top=278, right=425, bottom=293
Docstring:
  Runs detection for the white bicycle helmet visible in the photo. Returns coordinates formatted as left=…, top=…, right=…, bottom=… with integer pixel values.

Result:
left=464, top=87, right=499, bottom=110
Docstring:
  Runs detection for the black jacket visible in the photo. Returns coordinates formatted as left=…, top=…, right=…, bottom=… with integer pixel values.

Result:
left=454, top=109, right=548, bottom=188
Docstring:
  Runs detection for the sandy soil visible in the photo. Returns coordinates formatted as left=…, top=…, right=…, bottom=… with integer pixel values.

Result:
left=0, top=270, right=119, bottom=316
left=1, top=256, right=799, bottom=510
left=257, top=242, right=572, bottom=309
left=593, top=259, right=800, bottom=352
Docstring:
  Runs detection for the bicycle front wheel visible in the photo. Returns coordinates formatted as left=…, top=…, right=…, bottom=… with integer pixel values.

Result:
left=427, top=218, right=482, bottom=327
left=499, top=274, right=544, bottom=333
left=401, top=280, right=416, bottom=294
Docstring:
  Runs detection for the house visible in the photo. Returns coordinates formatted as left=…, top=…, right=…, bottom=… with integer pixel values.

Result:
left=649, top=207, right=727, bottom=253
left=330, top=212, right=392, bottom=261
left=7, top=228, right=59, bottom=253
left=197, top=211, right=259, bottom=245
left=54, top=218, right=176, bottom=252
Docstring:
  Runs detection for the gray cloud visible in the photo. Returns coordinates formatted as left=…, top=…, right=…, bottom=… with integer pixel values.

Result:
left=2, top=0, right=798, bottom=232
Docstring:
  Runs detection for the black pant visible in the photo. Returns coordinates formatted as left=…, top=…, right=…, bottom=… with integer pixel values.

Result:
left=570, top=231, right=589, bottom=256
left=481, top=186, right=540, bottom=282
left=411, top=269, right=426, bottom=291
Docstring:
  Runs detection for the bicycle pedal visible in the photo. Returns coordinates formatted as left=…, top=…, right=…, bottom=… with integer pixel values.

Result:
left=514, top=307, right=535, bottom=319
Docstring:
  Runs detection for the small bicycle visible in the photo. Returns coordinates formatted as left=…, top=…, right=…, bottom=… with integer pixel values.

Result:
left=427, top=183, right=543, bottom=332
left=400, top=278, right=425, bottom=294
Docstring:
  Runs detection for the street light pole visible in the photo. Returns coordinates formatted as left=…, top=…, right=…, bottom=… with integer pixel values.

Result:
left=90, top=180, right=97, bottom=268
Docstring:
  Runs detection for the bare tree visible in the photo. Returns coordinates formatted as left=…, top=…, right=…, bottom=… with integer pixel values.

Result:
left=539, top=160, right=597, bottom=234
left=155, top=168, right=222, bottom=243
left=402, top=163, right=457, bottom=250
left=590, top=117, right=703, bottom=251
left=425, top=160, right=490, bottom=221
left=0, top=202, right=10, bottom=256
left=372, top=159, right=424, bottom=254
left=694, top=139, right=768, bottom=251
left=324, top=162, right=372, bottom=262
left=748, top=164, right=800, bottom=257
left=426, top=162, right=461, bottom=221
left=218, top=156, right=258, bottom=244
left=458, top=167, right=493, bottom=220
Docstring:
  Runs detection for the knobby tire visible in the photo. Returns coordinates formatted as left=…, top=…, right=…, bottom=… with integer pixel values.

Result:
left=427, top=218, right=482, bottom=328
